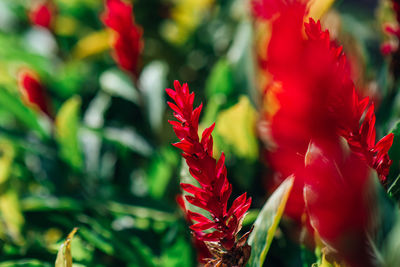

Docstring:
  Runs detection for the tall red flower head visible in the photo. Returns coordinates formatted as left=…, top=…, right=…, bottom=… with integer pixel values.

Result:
left=167, top=81, right=252, bottom=266
left=29, top=1, right=54, bottom=29
left=18, top=69, right=50, bottom=116
left=258, top=1, right=393, bottom=222
left=102, top=0, right=143, bottom=78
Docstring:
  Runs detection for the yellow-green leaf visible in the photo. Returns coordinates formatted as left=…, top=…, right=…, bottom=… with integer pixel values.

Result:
left=55, top=96, right=83, bottom=171
left=215, top=96, right=258, bottom=160
left=247, top=176, right=295, bottom=267
left=72, top=30, right=111, bottom=59
left=0, top=141, right=24, bottom=244
left=55, top=228, right=78, bottom=267
left=308, top=0, right=336, bottom=20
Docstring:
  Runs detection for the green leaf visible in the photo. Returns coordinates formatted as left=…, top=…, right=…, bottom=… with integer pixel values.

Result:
left=52, top=62, right=89, bottom=98
left=147, top=148, right=179, bottom=199
left=100, top=68, right=139, bottom=104
left=205, top=58, right=233, bottom=98
left=0, top=87, right=49, bottom=139
left=247, top=176, right=295, bottom=267
left=0, top=141, right=24, bottom=244
left=103, top=127, right=153, bottom=157
left=55, top=96, right=83, bottom=171
left=159, top=235, right=193, bottom=267
left=214, top=96, right=258, bottom=160
left=0, top=259, right=51, bottom=267
left=139, top=61, right=168, bottom=132
left=387, top=121, right=400, bottom=197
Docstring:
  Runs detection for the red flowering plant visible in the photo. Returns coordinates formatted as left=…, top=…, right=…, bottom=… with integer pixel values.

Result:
left=101, top=0, right=143, bottom=80
left=251, top=0, right=396, bottom=265
left=18, top=68, right=51, bottom=117
left=167, top=80, right=252, bottom=266
left=29, top=0, right=55, bottom=30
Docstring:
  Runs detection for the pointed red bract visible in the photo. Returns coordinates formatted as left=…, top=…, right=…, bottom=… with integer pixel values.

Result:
left=102, top=0, right=143, bottom=78
left=18, top=69, right=50, bottom=116
left=167, top=81, right=251, bottom=253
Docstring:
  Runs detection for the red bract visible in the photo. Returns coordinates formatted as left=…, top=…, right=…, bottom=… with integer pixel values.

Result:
left=303, top=140, right=377, bottom=267
left=18, top=69, right=50, bottom=116
left=102, top=0, right=143, bottom=78
left=167, top=81, right=252, bottom=265
left=29, top=1, right=54, bottom=29
left=259, top=2, right=393, bottom=221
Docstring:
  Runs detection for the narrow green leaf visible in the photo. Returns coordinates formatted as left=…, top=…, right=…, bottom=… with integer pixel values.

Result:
left=55, top=96, right=83, bottom=171
left=0, top=87, right=49, bottom=139
left=0, top=259, right=51, bottom=267
left=247, top=176, right=295, bottom=267
left=205, top=58, right=233, bottom=98
left=103, top=127, right=153, bottom=156
left=159, top=235, right=193, bottom=267
left=147, top=148, right=179, bottom=199
left=139, top=61, right=168, bottom=132
left=0, top=141, right=24, bottom=244
left=100, top=68, right=139, bottom=104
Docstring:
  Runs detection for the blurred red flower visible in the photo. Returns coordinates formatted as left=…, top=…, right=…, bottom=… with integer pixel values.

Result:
left=102, top=0, right=143, bottom=78
left=29, top=1, right=54, bottom=29
left=304, top=140, right=377, bottom=267
left=18, top=69, right=50, bottom=116
left=258, top=1, right=393, bottom=222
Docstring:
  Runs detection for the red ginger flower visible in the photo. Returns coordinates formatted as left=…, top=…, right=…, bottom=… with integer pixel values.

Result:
left=303, top=140, right=377, bottom=267
left=167, top=81, right=252, bottom=265
left=102, top=0, right=143, bottom=78
left=29, top=1, right=54, bottom=29
left=18, top=69, right=51, bottom=116
left=258, top=1, right=393, bottom=220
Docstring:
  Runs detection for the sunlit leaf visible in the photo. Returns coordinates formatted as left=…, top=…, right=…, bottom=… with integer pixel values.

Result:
left=0, top=141, right=24, bottom=244
left=55, top=228, right=78, bottom=267
left=205, top=58, right=233, bottom=98
left=308, top=0, right=336, bottom=21
left=147, top=147, right=179, bottom=199
left=99, top=68, right=139, bottom=104
left=72, top=29, right=111, bottom=59
left=139, top=61, right=168, bottom=132
left=0, top=259, right=51, bottom=267
left=0, top=87, right=50, bottom=139
left=215, top=96, right=258, bottom=160
left=55, top=96, right=83, bottom=171
left=247, top=176, right=295, bottom=267
left=103, top=127, right=153, bottom=156
left=159, top=234, right=193, bottom=267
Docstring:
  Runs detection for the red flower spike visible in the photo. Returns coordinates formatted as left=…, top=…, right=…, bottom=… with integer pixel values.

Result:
left=101, top=0, right=143, bottom=78
left=18, top=69, right=51, bottom=116
left=257, top=0, right=393, bottom=236
left=168, top=81, right=252, bottom=266
left=29, top=1, right=54, bottom=29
